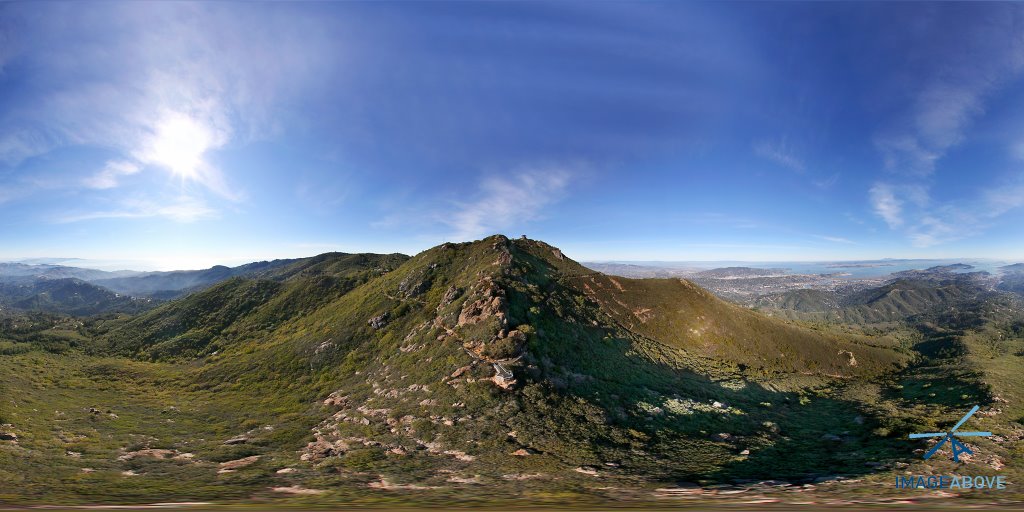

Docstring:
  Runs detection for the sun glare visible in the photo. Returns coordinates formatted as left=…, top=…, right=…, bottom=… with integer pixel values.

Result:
left=143, top=112, right=214, bottom=180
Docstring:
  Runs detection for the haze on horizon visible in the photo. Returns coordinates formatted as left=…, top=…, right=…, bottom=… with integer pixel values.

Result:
left=2, top=2, right=1024, bottom=270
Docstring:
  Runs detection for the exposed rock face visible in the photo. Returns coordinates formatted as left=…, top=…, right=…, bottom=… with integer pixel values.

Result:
left=323, top=391, right=348, bottom=407
left=314, top=340, right=335, bottom=355
left=838, top=350, right=858, bottom=367
left=440, top=286, right=461, bottom=307
left=457, top=295, right=506, bottom=327
left=118, top=448, right=179, bottom=461
left=0, top=432, right=17, bottom=441
left=494, top=244, right=513, bottom=266
left=301, top=437, right=347, bottom=461
left=503, top=329, right=528, bottom=349
left=449, top=364, right=474, bottom=379
left=398, top=272, right=431, bottom=298
left=271, top=486, right=325, bottom=495
left=369, top=313, right=389, bottom=329
left=218, top=455, right=260, bottom=473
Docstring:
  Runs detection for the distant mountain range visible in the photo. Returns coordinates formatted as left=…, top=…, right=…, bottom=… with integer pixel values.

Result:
left=0, top=253, right=408, bottom=315
left=3, top=255, right=1022, bottom=319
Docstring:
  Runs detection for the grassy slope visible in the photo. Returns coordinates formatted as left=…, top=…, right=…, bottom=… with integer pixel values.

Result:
left=0, top=278, right=153, bottom=316
left=95, top=252, right=409, bottom=360
left=759, top=276, right=999, bottom=326
left=1, top=236, right=1020, bottom=506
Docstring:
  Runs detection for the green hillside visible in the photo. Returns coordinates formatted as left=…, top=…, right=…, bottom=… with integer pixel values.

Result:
left=759, top=277, right=1001, bottom=326
left=0, top=278, right=152, bottom=316
left=96, top=252, right=409, bottom=360
left=0, top=236, right=1019, bottom=507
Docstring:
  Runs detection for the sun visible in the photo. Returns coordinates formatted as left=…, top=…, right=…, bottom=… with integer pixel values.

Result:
left=144, top=112, right=215, bottom=180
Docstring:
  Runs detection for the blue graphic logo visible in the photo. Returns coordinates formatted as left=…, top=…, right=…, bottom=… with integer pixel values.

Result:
left=909, top=405, right=992, bottom=462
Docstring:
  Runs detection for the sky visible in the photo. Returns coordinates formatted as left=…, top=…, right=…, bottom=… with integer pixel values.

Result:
left=1, top=2, right=1024, bottom=270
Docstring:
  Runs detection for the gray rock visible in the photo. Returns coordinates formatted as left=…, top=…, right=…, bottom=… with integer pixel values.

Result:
left=440, top=285, right=461, bottom=307
left=369, top=313, right=389, bottom=329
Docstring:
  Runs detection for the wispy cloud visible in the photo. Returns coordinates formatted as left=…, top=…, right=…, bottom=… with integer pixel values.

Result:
left=870, top=174, right=1024, bottom=247
left=812, top=172, right=840, bottom=190
left=0, top=3, right=330, bottom=206
left=84, top=160, right=140, bottom=189
left=56, top=196, right=217, bottom=224
left=815, top=235, right=855, bottom=244
left=444, top=168, right=571, bottom=240
left=874, top=14, right=1024, bottom=176
left=753, top=138, right=805, bottom=173
left=0, top=129, right=52, bottom=167
left=869, top=183, right=904, bottom=228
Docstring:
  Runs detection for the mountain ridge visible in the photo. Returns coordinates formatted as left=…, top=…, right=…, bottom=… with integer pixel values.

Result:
left=3, top=235, right=1018, bottom=507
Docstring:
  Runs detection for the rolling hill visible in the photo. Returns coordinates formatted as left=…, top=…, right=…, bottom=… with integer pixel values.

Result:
left=0, top=278, right=153, bottom=316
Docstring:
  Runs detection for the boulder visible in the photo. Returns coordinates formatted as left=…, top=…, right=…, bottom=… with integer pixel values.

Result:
left=323, top=392, right=348, bottom=407
left=838, top=350, right=858, bottom=366
left=301, top=438, right=346, bottom=461
left=368, top=313, right=389, bottom=329
left=398, top=274, right=430, bottom=298
left=440, top=286, right=461, bottom=307
left=218, top=455, right=260, bottom=473
left=457, top=296, right=506, bottom=327
left=118, top=448, right=178, bottom=461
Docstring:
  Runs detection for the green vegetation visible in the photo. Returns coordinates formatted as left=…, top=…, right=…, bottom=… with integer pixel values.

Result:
left=0, top=278, right=153, bottom=316
left=1, top=236, right=1022, bottom=507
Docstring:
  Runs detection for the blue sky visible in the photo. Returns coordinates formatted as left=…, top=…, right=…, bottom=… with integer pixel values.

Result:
left=1, top=2, right=1023, bottom=270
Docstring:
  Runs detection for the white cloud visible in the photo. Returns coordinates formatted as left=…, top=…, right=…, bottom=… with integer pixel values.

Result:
left=816, top=235, right=855, bottom=244
left=0, top=129, right=53, bottom=167
left=874, top=135, right=941, bottom=176
left=813, top=172, right=840, bottom=190
left=870, top=174, right=1024, bottom=247
left=869, top=183, right=904, bottom=228
left=0, top=3, right=332, bottom=205
left=874, top=13, right=1024, bottom=176
left=84, top=160, right=140, bottom=189
left=983, top=181, right=1024, bottom=216
left=753, top=139, right=805, bottom=173
left=444, top=168, right=571, bottom=241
